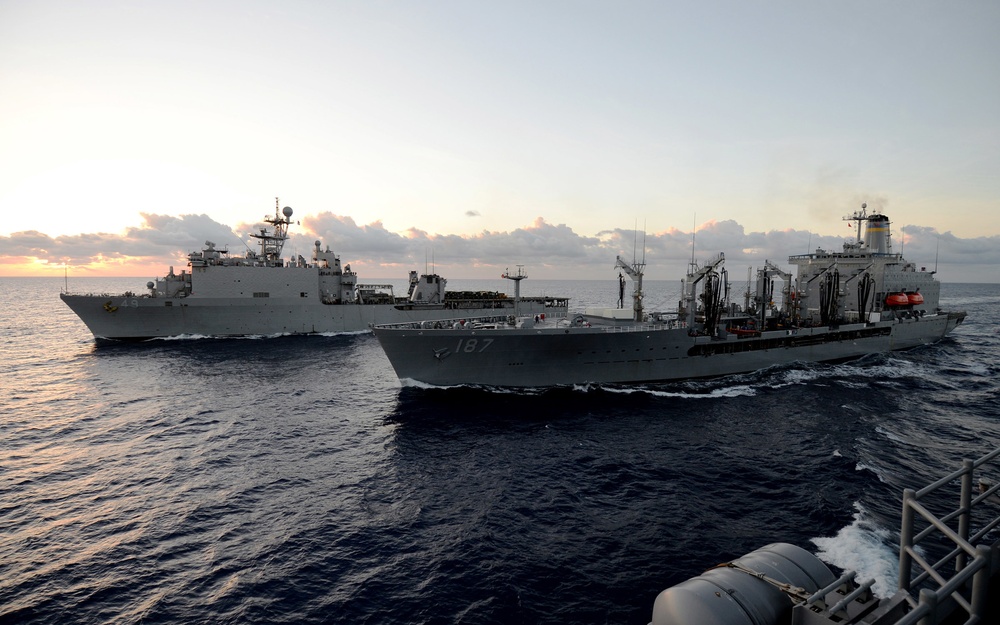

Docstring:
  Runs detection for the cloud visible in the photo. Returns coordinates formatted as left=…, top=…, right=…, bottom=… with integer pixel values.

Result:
left=303, top=212, right=411, bottom=259
left=296, top=214, right=604, bottom=269
left=132, top=213, right=241, bottom=249
left=0, top=213, right=239, bottom=269
left=465, top=210, right=481, bottom=217
left=2, top=212, right=998, bottom=282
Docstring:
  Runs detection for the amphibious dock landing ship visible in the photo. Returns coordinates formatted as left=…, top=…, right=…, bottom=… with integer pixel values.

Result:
left=61, top=200, right=567, bottom=341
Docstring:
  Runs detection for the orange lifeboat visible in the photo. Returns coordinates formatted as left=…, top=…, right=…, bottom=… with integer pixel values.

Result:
left=907, top=291, right=924, bottom=306
left=885, top=293, right=909, bottom=307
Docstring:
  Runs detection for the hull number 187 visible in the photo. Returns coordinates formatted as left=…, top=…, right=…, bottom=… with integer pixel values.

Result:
left=456, top=338, right=493, bottom=353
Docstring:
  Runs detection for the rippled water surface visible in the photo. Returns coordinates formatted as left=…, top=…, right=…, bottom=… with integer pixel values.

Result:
left=1, top=278, right=998, bottom=624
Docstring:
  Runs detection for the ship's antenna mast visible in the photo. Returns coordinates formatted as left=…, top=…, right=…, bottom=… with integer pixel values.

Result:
left=934, top=236, right=940, bottom=274
left=249, top=197, right=293, bottom=262
left=856, top=203, right=866, bottom=245
left=616, top=223, right=646, bottom=323
left=689, top=213, right=697, bottom=273
left=745, top=265, right=752, bottom=312
left=842, top=202, right=867, bottom=247
left=501, top=265, right=528, bottom=318
left=633, top=219, right=638, bottom=266
left=642, top=220, right=646, bottom=266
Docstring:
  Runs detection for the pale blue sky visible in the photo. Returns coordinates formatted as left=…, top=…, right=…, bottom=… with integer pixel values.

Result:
left=1, top=1, right=997, bottom=279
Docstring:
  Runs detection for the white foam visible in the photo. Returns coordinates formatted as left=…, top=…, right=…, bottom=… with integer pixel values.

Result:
left=831, top=357, right=929, bottom=380
left=152, top=330, right=370, bottom=342
left=154, top=333, right=215, bottom=341
left=397, top=378, right=454, bottom=390
left=767, top=367, right=825, bottom=388
left=855, top=462, right=887, bottom=483
left=812, top=501, right=898, bottom=598
left=599, top=384, right=757, bottom=398
left=837, top=380, right=869, bottom=389
left=152, top=332, right=279, bottom=341
left=396, top=378, right=548, bottom=394
left=875, top=425, right=904, bottom=443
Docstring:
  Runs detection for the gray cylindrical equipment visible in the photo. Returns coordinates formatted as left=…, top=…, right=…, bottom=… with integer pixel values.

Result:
left=651, top=542, right=836, bottom=625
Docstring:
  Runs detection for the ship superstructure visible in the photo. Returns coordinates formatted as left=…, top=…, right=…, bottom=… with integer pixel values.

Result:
left=783, top=205, right=941, bottom=327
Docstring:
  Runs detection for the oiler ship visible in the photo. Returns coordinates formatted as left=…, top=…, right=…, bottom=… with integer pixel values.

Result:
left=60, top=200, right=567, bottom=341
left=373, top=206, right=966, bottom=387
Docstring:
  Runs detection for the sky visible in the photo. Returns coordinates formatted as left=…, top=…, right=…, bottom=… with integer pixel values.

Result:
left=1, top=0, right=998, bottom=282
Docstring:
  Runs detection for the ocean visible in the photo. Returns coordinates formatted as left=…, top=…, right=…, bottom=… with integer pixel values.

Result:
left=1, top=277, right=998, bottom=624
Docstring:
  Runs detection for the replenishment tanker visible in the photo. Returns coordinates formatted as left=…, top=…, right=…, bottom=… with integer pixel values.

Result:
left=373, top=205, right=966, bottom=387
left=61, top=200, right=567, bottom=341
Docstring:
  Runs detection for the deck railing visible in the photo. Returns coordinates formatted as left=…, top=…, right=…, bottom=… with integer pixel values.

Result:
left=373, top=312, right=571, bottom=331
left=370, top=314, right=692, bottom=333
left=896, top=447, right=1000, bottom=625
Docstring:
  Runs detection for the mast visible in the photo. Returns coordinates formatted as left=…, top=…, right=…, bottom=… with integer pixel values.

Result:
left=614, top=223, right=648, bottom=322
left=843, top=202, right=867, bottom=246
left=689, top=214, right=698, bottom=274
left=614, top=255, right=645, bottom=322
left=502, top=266, right=528, bottom=318
left=249, top=197, right=294, bottom=264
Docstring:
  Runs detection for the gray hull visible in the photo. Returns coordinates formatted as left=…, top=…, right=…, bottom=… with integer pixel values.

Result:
left=61, top=293, right=562, bottom=341
left=373, top=312, right=966, bottom=387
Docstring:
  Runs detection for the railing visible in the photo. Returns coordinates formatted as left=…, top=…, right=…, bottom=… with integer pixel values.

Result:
left=374, top=312, right=570, bottom=331
left=372, top=313, right=690, bottom=333
left=896, top=447, right=1000, bottom=625
left=600, top=323, right=678, bottom=333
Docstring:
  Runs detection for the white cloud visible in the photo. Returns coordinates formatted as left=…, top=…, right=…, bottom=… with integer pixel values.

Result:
left=3, top=213, right=996, bottom=282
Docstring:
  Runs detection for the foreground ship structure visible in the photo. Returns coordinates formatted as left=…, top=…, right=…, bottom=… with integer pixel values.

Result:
left=373, top=206, right=966, bottom=387
left=648, top=447, right=1000, bottom=625
left=61, top=200, right=567, bottom=341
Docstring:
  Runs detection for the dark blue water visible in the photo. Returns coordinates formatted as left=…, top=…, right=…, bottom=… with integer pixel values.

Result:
left=1, top=278, right=998, bottom=624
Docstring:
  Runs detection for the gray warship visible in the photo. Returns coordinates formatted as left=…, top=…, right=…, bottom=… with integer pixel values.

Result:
left=60, top=200, right=568, bottom=341
left=373, top=206, right=966, bottom=387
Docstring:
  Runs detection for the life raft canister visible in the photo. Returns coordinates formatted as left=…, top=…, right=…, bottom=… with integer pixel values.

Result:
left=650, top=543, right=837, bottom=625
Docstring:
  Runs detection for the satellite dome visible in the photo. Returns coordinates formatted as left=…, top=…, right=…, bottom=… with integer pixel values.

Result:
left=283, top=206, right=293, bottom=218
left=147, top=281, right=155, bottom=289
